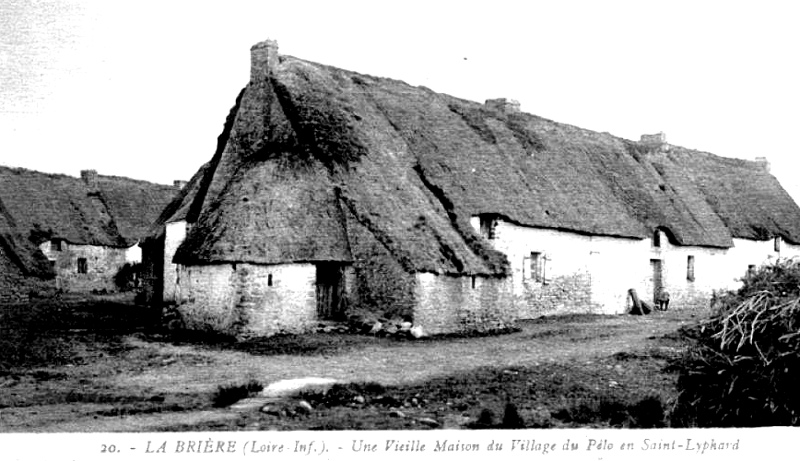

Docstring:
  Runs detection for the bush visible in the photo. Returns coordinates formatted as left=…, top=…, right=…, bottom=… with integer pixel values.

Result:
left=671, top=259, right=800, bottom=426
left=212, top=380, right=263, bottom=408
left=114, top=262, right=143, bottom=291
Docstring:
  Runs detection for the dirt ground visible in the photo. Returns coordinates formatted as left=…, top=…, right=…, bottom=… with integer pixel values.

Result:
left=0, top=297, right=703, bottom=432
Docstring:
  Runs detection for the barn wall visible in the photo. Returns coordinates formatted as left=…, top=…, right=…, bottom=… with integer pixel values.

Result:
left=413, top=273, right=515, bottom=335
left=39, top=240, right=127, bottom=292
left=176, top=262, right=317, bottom=337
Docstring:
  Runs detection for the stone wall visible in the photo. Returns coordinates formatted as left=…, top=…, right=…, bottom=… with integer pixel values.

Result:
left=176, top=262, right=317, bottom=338
left=39, top=240, right=128, bottom=292
left=519, top=272, right=598, bottom=316
left=413, top=273, right=515, bottom=335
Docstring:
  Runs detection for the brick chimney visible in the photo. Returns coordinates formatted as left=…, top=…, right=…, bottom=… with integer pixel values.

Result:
left=250, top=39, right=279, bottom=83
left=80, top=169, right=98, bottom=190
left=755, top=156, right=771, bottom=173
left=485, top=98, right=520, bottom=114
left=173, top=180, right=187, bottom=189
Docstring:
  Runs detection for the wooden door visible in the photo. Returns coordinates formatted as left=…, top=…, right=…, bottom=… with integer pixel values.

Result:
left=316, top=263, right=346, bottom=320
left=650, top=259, right=663, bottom=304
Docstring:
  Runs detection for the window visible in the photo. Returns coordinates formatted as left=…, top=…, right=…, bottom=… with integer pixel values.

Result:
left=774, top=237, right=781, bottom=253
left=479, top=216, right=497, bottom=240
left=267, top=273, right=273, bottom=287
left=471, top=275, right=476, bottom=289
left=652, top=230, right=661, bottom=248
left=50, top=240, right=61, bottom=252
left=77, top=257, right=88, bottom=274
left=525, top=252, right=546, bottom=283
left=687, top=255, right=695, bottom=282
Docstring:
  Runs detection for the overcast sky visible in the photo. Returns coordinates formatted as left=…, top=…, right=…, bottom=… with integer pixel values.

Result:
left=2, top=0, right=799, bottom=201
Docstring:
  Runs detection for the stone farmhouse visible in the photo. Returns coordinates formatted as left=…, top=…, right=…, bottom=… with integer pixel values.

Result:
left=140, top=39, right=800, bottom=338
left=0, top=166, right=180, bottom=302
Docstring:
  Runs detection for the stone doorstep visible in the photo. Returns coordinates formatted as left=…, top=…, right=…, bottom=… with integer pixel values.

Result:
left=229, top=377, right=339, bottom=412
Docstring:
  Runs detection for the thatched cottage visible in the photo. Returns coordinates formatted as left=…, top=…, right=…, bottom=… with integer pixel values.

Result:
left=141, top=39, right=800, bottom=337
left=0, top=166, right=180, bottom=301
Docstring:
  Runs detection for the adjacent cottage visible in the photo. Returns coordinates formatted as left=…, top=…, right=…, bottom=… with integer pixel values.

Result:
left=0, top=166, right=180, bottom=299
left=141, top=39, right=800, bottom=337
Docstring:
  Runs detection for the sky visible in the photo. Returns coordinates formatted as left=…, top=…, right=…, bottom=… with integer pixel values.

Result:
left=2, top=0, right=800, bottom=200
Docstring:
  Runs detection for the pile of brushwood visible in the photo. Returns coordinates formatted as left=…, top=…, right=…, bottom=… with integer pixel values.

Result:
left=671, top=259, right=800, bottom=427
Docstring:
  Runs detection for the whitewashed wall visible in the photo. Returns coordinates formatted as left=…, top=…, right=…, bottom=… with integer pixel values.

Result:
left=163, top=220, right=187, bottom=303
left=471, top=217, right=798, bottom=315
left=124, top=242, right=141, bottom=263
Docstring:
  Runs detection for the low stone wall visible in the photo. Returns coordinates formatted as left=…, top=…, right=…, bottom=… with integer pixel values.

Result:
left=176, top=262, right=317, bottom=338
left=412, top=273, right=516, bottom=335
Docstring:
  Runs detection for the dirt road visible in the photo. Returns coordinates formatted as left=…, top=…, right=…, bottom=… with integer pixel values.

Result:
left=0, top=309, right=700, bottom=432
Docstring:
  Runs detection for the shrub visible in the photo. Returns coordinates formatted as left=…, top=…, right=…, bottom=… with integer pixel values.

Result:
left=212, top=380, right=263, bottom=408
left=671, top=259, right=800, bottom=427
left=114, top=262, right=143, bottom=291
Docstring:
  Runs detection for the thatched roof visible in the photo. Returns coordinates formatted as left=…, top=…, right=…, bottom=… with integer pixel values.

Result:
left=161, top=42, right=800, bottom=275
left=0, top=211, right=54, bottom=279
left=0, top=166, right=179, bottom=275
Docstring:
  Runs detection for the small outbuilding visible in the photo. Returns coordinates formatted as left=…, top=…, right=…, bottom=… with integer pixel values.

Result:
left=0, top=166, right=180, bottom=298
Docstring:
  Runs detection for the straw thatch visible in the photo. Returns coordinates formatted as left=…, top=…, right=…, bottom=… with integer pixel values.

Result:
left=0, top=166, right=179, bottom=276
left=0, top=213, right=53, bottom=279
left=158, top=44, right=800, bottom=277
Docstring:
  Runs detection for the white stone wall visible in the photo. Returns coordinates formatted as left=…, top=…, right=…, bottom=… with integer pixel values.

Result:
left=413, top=272, right=515, bottom=335
left=471, top=218, right=648, bottom=315
left=470, top=217, right=800, bottom=315
left=163, top=221, right=187, bottom=303
left=176, top=262, right=318, bottom=338
left=646, top=232, right=726, bottom=309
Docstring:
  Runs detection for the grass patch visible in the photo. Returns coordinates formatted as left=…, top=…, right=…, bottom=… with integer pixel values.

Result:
left=0, top=296, right=155, bottom=370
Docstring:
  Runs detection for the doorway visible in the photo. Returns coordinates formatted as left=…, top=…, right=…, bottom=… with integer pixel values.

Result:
left=650, top=259, right=663, bottom=303
left=316, top=263, right=346, bottom=321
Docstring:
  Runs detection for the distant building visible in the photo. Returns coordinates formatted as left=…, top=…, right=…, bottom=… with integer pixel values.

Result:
left=141, top=39, right=800, bottom=337
left=0, top=167, right=180, bottom=301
